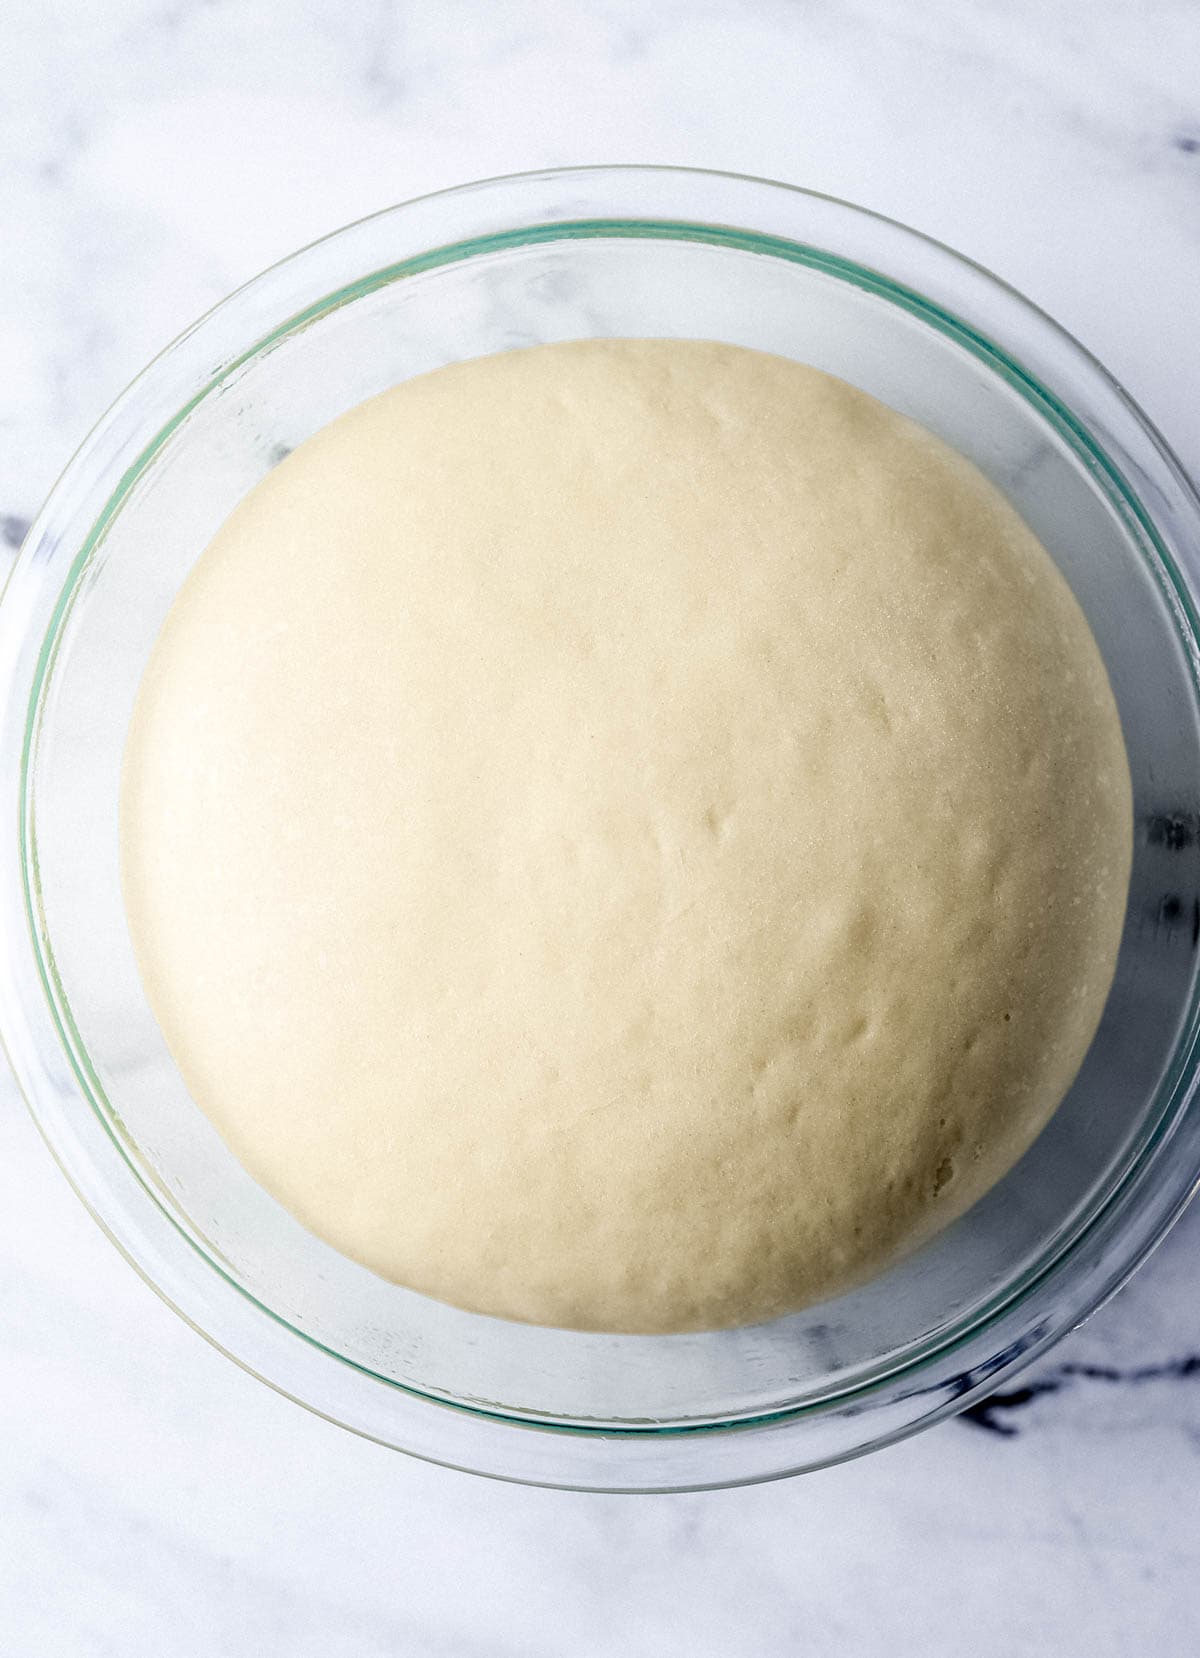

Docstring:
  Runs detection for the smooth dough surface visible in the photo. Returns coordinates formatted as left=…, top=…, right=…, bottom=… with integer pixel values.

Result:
left=121, top=339, right=1132, bottom=1333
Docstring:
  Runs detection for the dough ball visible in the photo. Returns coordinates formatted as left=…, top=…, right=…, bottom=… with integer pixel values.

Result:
left=120, top=340, right=1132, bottom=1332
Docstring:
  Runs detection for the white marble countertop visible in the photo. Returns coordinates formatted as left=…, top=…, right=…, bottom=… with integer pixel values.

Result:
left=3, top=2, right=1200, bottom=1652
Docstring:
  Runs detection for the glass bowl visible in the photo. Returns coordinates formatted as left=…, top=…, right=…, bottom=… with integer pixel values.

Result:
left=3, top=166, right=1200, bottom=1493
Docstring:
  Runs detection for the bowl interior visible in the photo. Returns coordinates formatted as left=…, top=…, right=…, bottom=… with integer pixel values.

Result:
left=24, top=221, right=1200, bottom=1429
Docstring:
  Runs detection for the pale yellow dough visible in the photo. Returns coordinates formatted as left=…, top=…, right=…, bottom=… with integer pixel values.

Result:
left=121, top=339, right=1132, bottom=1333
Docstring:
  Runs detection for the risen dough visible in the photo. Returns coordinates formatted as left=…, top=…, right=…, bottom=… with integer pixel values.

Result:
left=121, top=339, right=1132, bottom=1333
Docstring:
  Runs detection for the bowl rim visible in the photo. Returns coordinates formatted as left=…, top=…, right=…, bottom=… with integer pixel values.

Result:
left=4, top=163, right=1200, bottom=1490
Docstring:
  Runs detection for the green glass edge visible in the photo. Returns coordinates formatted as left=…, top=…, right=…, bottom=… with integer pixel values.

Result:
left=19, top=217, right=1200, bottom=1442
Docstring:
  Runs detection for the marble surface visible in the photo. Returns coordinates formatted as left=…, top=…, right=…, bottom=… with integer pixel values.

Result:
left=3, top=1, right=1200, bottom=1651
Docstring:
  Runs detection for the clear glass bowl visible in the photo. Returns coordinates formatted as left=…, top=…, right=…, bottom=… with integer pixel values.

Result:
left=3, top=166, right=1200, bottom=1492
